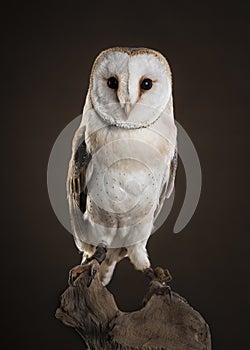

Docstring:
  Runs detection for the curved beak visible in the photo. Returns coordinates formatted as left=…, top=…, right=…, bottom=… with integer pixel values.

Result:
left=124, top=102, right=132, bottom=117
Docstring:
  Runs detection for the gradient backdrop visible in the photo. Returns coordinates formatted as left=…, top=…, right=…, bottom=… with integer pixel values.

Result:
left=1, top=2, right=249, bottom=349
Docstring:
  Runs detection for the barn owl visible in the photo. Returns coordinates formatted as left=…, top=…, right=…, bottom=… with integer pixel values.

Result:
left=67, top=47, right=177, bottom=288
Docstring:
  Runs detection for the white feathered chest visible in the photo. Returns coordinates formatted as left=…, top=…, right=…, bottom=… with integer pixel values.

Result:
left=74, top=107, right=175, bottom=247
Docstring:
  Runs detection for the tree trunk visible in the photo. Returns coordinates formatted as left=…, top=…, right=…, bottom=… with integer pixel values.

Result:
left=56, top=264, right=211, bottom=350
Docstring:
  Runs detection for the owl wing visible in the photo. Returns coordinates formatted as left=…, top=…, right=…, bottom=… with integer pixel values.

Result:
left=166, top=147, right=178, bottom=199
left=153, top=148, right=178, bottom=222
left=67, top=125, right=92, bottom=239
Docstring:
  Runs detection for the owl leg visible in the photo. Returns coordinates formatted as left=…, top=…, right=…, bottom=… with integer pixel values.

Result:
left=99, top=248, right=127, bottom=286
left=68, top=244, right=107, bottom=287
left=126, top=241, right=151, bottom=271
left=85, top=244, right=107, bottom=287
left=126, top=242, right=172, bottom=304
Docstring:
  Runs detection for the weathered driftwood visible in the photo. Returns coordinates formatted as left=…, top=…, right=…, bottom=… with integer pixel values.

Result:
left=56, top=264, right=211, bottom=350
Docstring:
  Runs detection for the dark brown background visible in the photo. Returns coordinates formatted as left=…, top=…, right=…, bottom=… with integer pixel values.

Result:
left=1, top=1, right=249, bottom=349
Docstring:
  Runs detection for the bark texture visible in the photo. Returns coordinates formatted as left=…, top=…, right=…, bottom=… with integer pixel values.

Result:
left=56, top=264, right=211, bottom=350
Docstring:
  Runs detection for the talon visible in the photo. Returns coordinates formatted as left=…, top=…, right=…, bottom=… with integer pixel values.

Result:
left=69, top=245, right=106, bottom=287
left=143, top=266, right=173, bottom=305
left=166, top=285, right=172, bottom=304
left=154, top=266, right=172, bottom=283
left=164, top=268, right=172, bottom=283
left=87, top=259, right=99, bottom=288
left=68, top=271, right=73, bottom=286
left=68, top=264, right=85, bottom=286
left=68, top=270, right=77, bottom=286
left=143, top=267, right=156, bottom=280
left=154, top=266, right=165, bottom=280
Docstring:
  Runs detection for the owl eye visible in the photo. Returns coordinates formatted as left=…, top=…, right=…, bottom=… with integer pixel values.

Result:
left=107, top=77, right=118, bottom=89
left=140, top=78, right=153, bottom=90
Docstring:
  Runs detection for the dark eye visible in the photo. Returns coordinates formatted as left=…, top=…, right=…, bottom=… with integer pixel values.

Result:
left=140, top=78, right=153, bottom=90
left=107, top=76, right=118, bottom=89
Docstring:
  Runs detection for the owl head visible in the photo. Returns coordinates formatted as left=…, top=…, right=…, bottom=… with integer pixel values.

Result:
left=88, top=47, right=173, bottom=128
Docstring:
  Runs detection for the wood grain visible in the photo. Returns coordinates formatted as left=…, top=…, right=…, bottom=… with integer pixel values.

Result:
left=56, top=264, right=211, bottom=350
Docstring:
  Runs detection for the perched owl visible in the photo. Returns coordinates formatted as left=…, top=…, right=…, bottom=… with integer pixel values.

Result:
left=67, top=47, right=177, bottom=287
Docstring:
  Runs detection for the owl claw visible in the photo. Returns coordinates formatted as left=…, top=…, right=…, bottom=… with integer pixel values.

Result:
left=68, top=264, right=86, bottom=286
left=87, top=259, right=100, bottom=287
left=68, top=259, right=100, bottom=287
left=143, top=267, right=156, bottom=280
left=154, top=266, right=172, bottom=283
left=163, top=283, right=172, bottom=305
left=68, top=244, right=107, bottom=287
left=143, top=266, right=172, bottom=305
left=143, top=266, right=172, bottom=283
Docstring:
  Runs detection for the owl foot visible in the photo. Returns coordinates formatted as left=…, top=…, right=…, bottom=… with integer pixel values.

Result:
left=85, top=244, right=107, bottom=287
left=68, top=259, right=100, bottom=287
left=68, top=264, right=86, bottom=286
left=143, top=266, right=172, bottom=306
left=86, top=259, right=100, bottom=287
left=143, top=267, right=156, bottom=280
left=68, top=244, right=107, bottom=287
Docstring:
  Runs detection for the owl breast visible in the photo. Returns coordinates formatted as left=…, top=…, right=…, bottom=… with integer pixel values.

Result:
left=84, top=125, right=171, bottom=230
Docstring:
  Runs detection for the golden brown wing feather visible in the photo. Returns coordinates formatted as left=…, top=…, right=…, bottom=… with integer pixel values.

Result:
left=68, top=130, right=91, bottom=215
